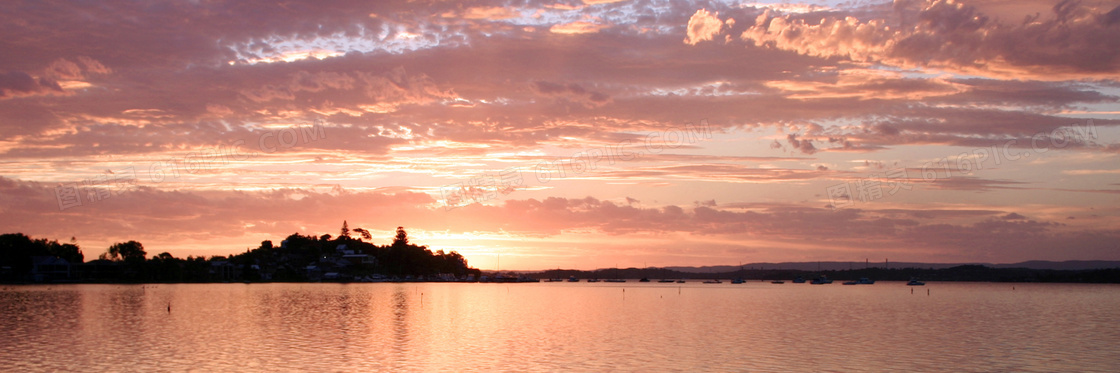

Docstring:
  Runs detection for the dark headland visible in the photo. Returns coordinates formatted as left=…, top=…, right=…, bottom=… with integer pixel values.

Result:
left=3, top=227, right=1118, bottom=284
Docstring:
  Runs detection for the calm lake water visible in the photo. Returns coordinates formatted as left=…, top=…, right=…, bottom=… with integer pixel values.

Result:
left=1, top=281, right=1118, bottom=372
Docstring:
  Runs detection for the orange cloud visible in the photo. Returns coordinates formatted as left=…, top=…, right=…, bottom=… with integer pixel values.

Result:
left=740, top=0, right=1120, bottom=79
left=457, top=6, right=520, bottom=20
left=684, top=9, right=724, bottom=45
left=550, top=21, right=610, bottom=34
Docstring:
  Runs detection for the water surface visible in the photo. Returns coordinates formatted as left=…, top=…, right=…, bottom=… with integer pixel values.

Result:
left=1, top=282, right=1117, bottom=371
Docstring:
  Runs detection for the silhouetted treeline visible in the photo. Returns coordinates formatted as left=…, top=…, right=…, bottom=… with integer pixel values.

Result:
left=237, top=224, right=480, bottom=282
left=0, top=233, right=84, bottom=282
left=536, top=264, right=1120, bottom=283
left=1, top=225, right=480, bottom=283
left=6, top=228, right=1118, bottom=283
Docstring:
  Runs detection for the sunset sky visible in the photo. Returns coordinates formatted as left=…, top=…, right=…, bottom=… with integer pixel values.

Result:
left=1, top=0, right=1118, bottom=270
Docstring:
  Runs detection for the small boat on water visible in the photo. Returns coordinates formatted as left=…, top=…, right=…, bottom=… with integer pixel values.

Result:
left=907, top=278, right=925, bottom=286
left=605, top=279, right=626, bottom=283
left=771, top=280, right=785, bottom=284
left=482, top=274, right=539, bottom=283
left=810, top=276, right=833, bottom=285
left=587, top=278, right=600, bottom=283
left=658, top=279, right=675, bottom=283
left=638, top=278, right=651, bottom=282
left=703, top=279, right=722, bottom=284
left=568, top=276, right=579, bottom=282
left=731, top=278, right=745, bottom=284
left=842, top=278, right=875, bottom=285
left=792, top=277, right=807, bottom=284
left=480, top=274, right=516, bottom=282
left=676, top=279, right=686, bottom=283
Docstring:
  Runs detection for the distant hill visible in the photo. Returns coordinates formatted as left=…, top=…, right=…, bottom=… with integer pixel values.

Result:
left=664, top=260, right=1120, bottom=273
left=989, top=261, right=1120, bottom=270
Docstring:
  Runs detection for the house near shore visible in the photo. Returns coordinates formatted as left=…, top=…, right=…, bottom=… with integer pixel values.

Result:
left=31, top=256, right=71, bottom=282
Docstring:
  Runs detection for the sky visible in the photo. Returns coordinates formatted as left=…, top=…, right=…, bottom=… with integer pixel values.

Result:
left=1, top=0, right=1118, bottom=270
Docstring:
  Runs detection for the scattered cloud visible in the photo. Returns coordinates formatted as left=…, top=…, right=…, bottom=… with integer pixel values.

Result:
left=740, top=0, right=1120, bottom=79
left=0, top=71, right=62, bottom=99
left=684, top=9, right=724, bottom=45
left=0, top=0, right=1117, bottom=266
left=550, top=21, right=611, bottom=34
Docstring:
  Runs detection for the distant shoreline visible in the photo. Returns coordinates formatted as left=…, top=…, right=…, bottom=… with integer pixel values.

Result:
left=6, top=264, right=1119, bottom=285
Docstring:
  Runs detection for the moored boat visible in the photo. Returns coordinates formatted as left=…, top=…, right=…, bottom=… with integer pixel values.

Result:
left=843, top=277, right=875, bottom=285
left=810, top=276, right=833, bottom=284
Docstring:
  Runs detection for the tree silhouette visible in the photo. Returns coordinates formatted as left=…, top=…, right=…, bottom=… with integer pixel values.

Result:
left=393, top=226, right=409, bottom=247
left=46, top=239, right=82, bottom=263
left=352, top=228, right=372, bottom=241
left=103, top=241, right=147, bottom=263
left=340, top=221, right=351, bottom=239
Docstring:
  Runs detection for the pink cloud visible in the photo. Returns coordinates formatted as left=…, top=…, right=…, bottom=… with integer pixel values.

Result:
left=550, top=21, right=610, bottom=34
left=684, top=9, right=724, bottom=45
left=0, top=0, right=1117, bottom=268
left=741, top=0, right=1120, bottom=78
